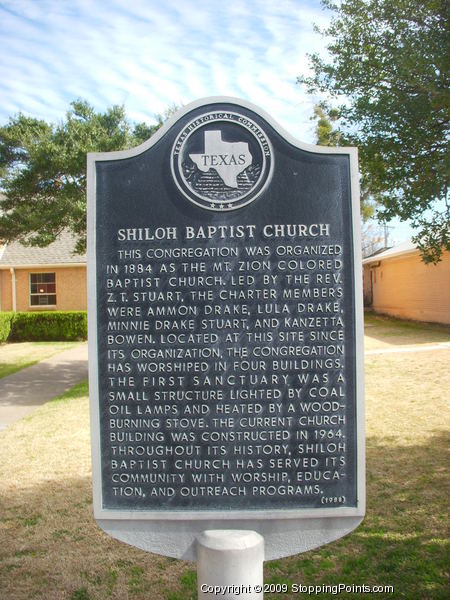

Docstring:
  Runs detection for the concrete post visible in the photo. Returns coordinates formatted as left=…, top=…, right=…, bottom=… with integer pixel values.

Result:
left=196, top=530, right=264, bottom=599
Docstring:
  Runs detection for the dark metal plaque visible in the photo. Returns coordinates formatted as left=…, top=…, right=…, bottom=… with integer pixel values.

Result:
left=88, top=99, right=364, bottom=526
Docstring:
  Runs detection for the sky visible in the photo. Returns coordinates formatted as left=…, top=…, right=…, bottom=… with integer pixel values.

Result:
left=0, top=0, right=413, bottom=244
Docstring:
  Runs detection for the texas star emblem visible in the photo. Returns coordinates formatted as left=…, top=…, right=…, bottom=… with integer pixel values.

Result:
left=171, top=111, right=273, bottom=211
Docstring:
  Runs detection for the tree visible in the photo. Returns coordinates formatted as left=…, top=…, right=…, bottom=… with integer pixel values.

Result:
left=0, top=100, right=167, bottom=253
left=312, top=103, right=386, bottom=255
left=299, top=0, right=449, bottom=262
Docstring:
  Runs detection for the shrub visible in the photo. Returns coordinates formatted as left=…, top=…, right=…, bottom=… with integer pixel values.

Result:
left=0, top=312, right=14, bottom=343
left=9, top=311, right=87, bottom=341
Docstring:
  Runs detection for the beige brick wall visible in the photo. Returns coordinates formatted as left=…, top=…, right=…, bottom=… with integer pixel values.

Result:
left=0, top=269, right=13, bottom=311
left=367, top=251, right=450, bottom=324
left=0, top=266, right=87, bottom=312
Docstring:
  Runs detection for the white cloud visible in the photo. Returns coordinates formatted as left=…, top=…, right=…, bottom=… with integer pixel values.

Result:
left=0, top=0, right=330, bottom=140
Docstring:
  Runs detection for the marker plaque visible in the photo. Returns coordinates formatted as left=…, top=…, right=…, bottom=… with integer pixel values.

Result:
left=88, top=98, right=365, bottom=560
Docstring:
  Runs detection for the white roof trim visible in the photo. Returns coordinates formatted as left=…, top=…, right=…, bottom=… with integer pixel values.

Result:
left=363, top=242, right=419, bottom=265
left=0, top=262, right=86, bottom=269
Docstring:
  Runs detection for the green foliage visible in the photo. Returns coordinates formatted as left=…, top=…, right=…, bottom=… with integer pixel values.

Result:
left=299, top=0, right=449, bottom=262
left=8, top=311, right=87, bottom=341
left=313, top=104, right=343, bottom=147
left=0, top=311, right=14, bottom=342
left=0, top=100, right=165, bottom=254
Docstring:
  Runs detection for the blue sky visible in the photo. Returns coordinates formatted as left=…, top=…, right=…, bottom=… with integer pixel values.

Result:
left=0, top=0, right=413, bottom=244
left=0, top=0, right=329, bottom=138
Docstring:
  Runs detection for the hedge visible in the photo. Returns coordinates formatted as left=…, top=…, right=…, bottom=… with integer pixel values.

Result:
left=0, top=312, right=14, bottom=343
left=5, top=311, right=87, bottom=342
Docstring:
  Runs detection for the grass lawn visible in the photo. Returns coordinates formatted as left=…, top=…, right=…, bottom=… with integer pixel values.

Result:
left=0, top=317, right=448, bottom=599
left=364, top=311, right=450, bottom=350
left=0, top=341, right=84, bottom=379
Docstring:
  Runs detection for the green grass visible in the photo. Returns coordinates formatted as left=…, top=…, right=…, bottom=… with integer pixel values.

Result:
left=364, top=312, right=450, bottom=349
left=71, top=589, right=90, bottom=600
left=48, top=379, right=89, bottom=404
left=0, top=341, right=82, bottom=379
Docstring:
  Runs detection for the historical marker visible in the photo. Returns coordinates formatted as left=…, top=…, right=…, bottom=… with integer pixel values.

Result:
left=88, top=98, right=365, bottom=561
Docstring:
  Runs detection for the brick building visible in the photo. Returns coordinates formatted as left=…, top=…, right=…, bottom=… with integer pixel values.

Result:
left=0, top=231, right=86, bottom=312
left=363, top=240, right=450, bottom=325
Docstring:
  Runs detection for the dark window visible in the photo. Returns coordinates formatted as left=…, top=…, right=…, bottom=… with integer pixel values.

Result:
left=30, top=273, right=56, bottom=306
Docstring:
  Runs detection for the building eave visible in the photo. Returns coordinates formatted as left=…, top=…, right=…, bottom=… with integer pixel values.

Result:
left=362, top=247, right=419, bottom=265
left=0, top=262, right=86, bottom=270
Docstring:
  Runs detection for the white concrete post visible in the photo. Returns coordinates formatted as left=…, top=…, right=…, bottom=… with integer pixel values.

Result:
left=196, top=530, right=264, bottom=599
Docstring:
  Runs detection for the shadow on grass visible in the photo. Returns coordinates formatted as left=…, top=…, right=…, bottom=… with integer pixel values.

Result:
left=1, top=432, right=448, bottom=600
left=364, top=312, right=450, bottom=347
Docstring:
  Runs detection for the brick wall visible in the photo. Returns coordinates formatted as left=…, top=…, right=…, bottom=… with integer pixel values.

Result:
left=367, top=251, right=450, bottom=324
left=0, top=266, right=87, bottom=311
left=0, top=269, right=13, bottom=311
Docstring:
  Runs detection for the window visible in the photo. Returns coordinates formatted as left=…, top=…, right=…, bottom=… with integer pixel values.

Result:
left=30, top=273, right=56, bottom=306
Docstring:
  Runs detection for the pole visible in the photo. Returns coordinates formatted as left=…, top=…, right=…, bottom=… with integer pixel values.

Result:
left=196, top=530, right=264, bottom=599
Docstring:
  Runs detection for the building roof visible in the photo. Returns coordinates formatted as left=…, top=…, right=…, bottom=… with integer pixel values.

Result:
left=362, top=240, right=418, bottom=265
left=0, top=230, right=86, bottom=267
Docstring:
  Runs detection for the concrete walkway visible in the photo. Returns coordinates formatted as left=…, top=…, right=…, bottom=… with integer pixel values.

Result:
left=0, top=343, right=88, bottom=430
left=365, top=342, right=450, bottom=355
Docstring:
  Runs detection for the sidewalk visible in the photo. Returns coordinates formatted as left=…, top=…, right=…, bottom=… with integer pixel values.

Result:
left=365, top=341, right=450, bottom=355
left=0, top=343, right=88, bottom=430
